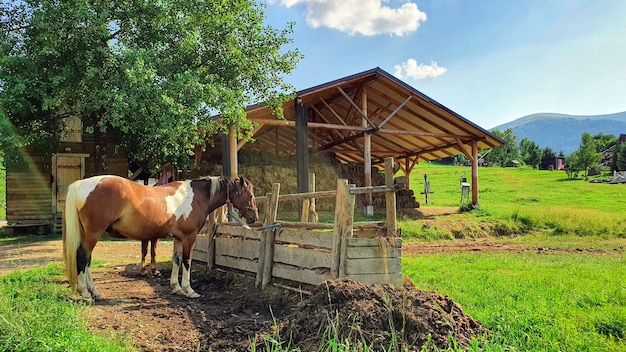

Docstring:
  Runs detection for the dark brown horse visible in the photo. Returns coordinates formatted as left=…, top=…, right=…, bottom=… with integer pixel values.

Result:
left=63, top=175, right=258, bottom=299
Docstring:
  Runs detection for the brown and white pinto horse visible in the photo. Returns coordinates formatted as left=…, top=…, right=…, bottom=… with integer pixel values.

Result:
left=62, top=175, right=258, bottom=299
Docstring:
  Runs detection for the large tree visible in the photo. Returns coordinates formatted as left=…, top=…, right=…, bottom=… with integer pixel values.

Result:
left=0, top=0, right=302, bottom=172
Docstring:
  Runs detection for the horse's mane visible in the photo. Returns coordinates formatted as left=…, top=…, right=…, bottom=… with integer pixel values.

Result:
left=192, top=176, right=250, bottom=199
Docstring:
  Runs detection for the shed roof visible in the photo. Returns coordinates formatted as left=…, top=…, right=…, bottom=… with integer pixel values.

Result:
left=240, top=67, right=504, bottom=167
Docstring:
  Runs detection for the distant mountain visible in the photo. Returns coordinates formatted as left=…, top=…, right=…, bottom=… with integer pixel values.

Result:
left=492, top=111, right=626, bottom=155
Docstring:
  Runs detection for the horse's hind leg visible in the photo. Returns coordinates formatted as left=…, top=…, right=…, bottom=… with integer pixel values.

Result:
left=140, top=240, right=149, bottom=275
left=85, top=265, right=101, bottom=299
left=179, top=233, right=200, bottom=298
left=76, top=243, right=101, bottom=300
left=150, top=239, right=161, bottom=276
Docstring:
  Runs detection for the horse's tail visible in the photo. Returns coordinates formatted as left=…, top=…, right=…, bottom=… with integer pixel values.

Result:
left=62, top=180, right=82, bottom=290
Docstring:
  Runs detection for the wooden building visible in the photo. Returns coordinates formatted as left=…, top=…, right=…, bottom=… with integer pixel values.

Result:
left=5, top=116, right=128, bottom=233
left=204, top=67, right=505, bottom=210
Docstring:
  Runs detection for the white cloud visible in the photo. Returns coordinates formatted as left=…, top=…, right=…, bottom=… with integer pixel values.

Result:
left=271, top=0, right=426, bottom=36
left=393, top=59, right=447, bottom=80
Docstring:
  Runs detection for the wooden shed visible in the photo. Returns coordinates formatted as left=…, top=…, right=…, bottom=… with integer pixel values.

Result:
left=201, top=67, right=505, bottom=209
left=5, top=116, right=128, bottom=233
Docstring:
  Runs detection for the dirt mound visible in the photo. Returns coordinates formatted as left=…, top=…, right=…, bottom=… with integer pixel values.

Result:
left=280, top=278, right=486, bottom=351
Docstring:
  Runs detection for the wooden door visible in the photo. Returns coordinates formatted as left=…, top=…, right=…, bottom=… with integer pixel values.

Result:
left=52, top=154, right=88, bottom=213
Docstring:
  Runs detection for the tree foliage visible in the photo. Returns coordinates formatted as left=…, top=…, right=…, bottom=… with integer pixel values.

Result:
left=541, top=147, right=556, bottom=160
left=519, top=137, right=541, bottom=169
left=0, top=0, right=302, bottom=172
left=590, top=133, right=617, bottom=153
left=482, top=128, right=518, bottom=167
left=566, top=132, right=602, bottom=178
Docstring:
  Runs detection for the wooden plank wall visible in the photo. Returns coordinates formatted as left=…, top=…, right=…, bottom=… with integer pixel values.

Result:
left=6, top=141, right=128, bottom=226
left=194, top=225, right=402, bottom=287
left=60, top=141, right=128, bottom=177
left=6, top=148, right=53, bottom=224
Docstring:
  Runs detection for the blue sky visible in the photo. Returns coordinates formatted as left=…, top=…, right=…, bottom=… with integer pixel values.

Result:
left=263, top=0, right=626, bottom=129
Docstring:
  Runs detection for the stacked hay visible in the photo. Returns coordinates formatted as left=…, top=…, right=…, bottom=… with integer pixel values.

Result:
left=193, top=151, right=419, bottom=212
left=239, top=151, right=340, bottom=212
left=334, top=162, right=419, bottom=209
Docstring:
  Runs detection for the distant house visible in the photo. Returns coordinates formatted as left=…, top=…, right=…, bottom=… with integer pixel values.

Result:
left=540, top=156, right=565, bottom=170
left=600, top=134, right=626, bottom=168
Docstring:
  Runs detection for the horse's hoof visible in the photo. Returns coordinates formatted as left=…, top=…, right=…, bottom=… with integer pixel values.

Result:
left=186, top=291, right=200, bottom=298
left=172, top=287, right=184, bottom=295
left=152, top=270, right=162, bottom=277
left=140, top=270, right=149, bottom=276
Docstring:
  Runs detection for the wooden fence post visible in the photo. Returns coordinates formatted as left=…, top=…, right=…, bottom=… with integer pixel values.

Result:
left=206, top=212, right=217, bottom=271
left=300, top=173, right=317, bottom=223
left=255, top=183, right=280, bottom=288
left=339, top=184, right=355, bottom=278
left=331, top=179, right=354, bottom=278
left=385, top=157, right=397, bottom=237
left=308, top=173, right=318, bottom=223
left=261, top=226, right=277, bottom=290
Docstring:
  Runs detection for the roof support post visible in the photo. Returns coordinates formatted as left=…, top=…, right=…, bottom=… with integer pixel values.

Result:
left=220, top=125, right=239, bottom=222
left=472, top=140, right=479, bottom=205
left=295, top=97, right=309, bottom=203
left=221, top=133, right=231, bottom=178
left=228, top=125, right=238, bottom=178
left=362, top=88, right=373, bottom=216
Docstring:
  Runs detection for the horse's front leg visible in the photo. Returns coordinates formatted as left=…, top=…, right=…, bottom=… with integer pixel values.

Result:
left=150, top=239, right=161, bottom=276
left=178, top=233, right=199, bottom=298
left=170, top=239, right=184, bottom=295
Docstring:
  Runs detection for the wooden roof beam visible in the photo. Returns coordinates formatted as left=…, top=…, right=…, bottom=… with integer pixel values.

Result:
left=337, top=86, right=376, bottom=129
left=314, top=131, right=365, bottom=153
left=319, top=97, right=349, bottom=126
left=365, top=87, right=453, bottom=147
left=376, top=79, right=477, bottom=137
left=310, top=101, right=350, bottom=141
left=377, top=95, right=413, bottom=129
left=455, top=138, right=475, bottom=163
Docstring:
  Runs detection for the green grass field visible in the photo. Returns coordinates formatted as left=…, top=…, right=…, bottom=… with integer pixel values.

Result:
left=402, top=163, right=626, bottom=238
left=405, top=252, right=626, bottom=351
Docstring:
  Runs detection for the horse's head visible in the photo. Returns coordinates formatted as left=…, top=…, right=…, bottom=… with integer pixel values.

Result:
left=231, top=177, right=258, bottom=224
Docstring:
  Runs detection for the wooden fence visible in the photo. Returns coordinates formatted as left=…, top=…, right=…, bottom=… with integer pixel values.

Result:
left=193, top=157, right=402, bottom=290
